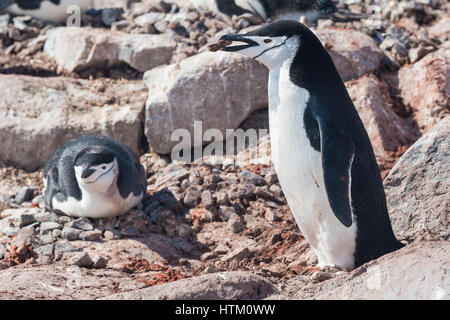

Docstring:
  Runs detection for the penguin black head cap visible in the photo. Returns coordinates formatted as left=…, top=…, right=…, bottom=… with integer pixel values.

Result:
left=74, top=147, right=117, bottom=181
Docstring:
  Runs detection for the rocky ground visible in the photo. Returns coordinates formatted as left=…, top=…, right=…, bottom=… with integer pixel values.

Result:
left=0, top=0, right=448, bottom=300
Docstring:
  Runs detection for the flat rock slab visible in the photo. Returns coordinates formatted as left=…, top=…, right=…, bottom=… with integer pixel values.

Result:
left=0, top=74, right=147, bottom=171
left=0, top=264, right=145, bottom=300
left=385, top=117, right=449, bottom=242
left=44, top=27, right=177, bottom=73
left=288, top=241, right=449, bottom=300
left=102, top=271, right=278, bottom=300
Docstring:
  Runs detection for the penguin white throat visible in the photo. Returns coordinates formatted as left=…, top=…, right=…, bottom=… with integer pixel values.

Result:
left=225, top=35, right=358, bottom=269
left=53, top=158, right=141, bottom=218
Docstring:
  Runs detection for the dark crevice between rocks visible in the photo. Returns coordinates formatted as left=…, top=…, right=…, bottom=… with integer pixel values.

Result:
left=76, top=62, right=144, bottom=81
left=0, top=65, right=58, bottom=77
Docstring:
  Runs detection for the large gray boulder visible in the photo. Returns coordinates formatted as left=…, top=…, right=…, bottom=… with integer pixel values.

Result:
left=288, top=242, right=449, bottom=300
left=44, top=27, right=177, bottom=73
left=385, top=117, right=449, bottom=242
left=0, top=74, right=147, bottom=171
left=143, top=51, right=269, bottom=154
left=102, top=272, right=278, bottom=300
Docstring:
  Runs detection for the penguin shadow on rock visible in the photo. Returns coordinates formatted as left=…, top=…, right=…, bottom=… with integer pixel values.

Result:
left=43, top=135, right=205, bottom=266
left=211, top=20, right=405, bottom=271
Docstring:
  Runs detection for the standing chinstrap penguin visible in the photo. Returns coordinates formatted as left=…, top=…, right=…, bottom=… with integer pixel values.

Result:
left=0, top=0, right=92, bottom=23
left=215, top=20, right=404, bottom=269
left=43, top=135, right=146, bottom=219
left=191, top=0, right=336, bottom=22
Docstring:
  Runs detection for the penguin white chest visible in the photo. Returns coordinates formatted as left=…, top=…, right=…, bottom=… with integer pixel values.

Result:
left=268, top=60, right=357, bottom=270
left=52, top=185, right=142, bottom=219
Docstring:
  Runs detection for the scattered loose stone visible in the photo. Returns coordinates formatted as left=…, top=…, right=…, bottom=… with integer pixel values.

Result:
left=11, top=212, right=36, bottom=227
left=54, top=241, right=81, bottom=258
left=61, top=227, right=81, bottom=241
left=3, top=227, right=20, bottom=237
left=65, top=218, right=94, bottom=231
left=200, top=251, right=217, bottom=262
left=239, top=171, right=265, bottom=185
left=214, top=244, right=230, bottom=254
left=215, top=191, right=229, bottom=206
left=269, top=231, right=283, bottom=245
left=40, top=222, right=61, bottom=235
left=120, top=226, right=140, bottom=237
left=34, top=212, right=59, bottom=223
left=227, top=214, right=245, bottom=234
left=40, top=233, right=55, bottom=245
left=79, top=230, right=103, bottom=241
left=264, top=208, right=281, bottom=223
left=103, top=230, right=121, bottom=240
left=219, top=206, right=236, bottom=222
left=35, top=244, right=54, bottom=257
left=14, top=187, right=36, bottom=204
left=91, top=254, right=108, bottom=269
left=67, top=252, right=94, bottom=268
left=222, top=247, right=252, bottom=262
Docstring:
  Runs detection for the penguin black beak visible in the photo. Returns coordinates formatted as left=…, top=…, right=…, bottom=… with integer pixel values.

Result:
left=81, top=168, right=95, bottom=179
left=219, top=34, right=259, bottom=52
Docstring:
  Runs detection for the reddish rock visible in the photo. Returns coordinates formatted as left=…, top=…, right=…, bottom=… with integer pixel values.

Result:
left=316, top=28, right=385, bottom=81
left=346, top=75, right=420, bottom=173
left=398, top=48, right=449, bottom=132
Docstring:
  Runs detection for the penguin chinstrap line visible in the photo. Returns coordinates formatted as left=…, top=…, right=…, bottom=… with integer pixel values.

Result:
left=43, top=135, right=147, bottom=219
left=0, top=0, right=92, bottom=23
left=216, top=20, right=404, bottom=270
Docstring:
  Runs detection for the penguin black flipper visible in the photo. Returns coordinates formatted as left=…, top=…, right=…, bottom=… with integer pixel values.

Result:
left=45, top=166, right=68, bottom=210
left=318, top=117, right=355, bottom=228
left=0, top=0, right=14, bottom=11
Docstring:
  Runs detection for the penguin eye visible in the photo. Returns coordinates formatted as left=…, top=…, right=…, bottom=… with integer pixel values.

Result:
left=101, top=165, right=107, bottom=170
left=264, top=39, right=272, bottom=43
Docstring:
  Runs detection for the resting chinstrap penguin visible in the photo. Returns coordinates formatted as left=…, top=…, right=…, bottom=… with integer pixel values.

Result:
left=215, top=20, right=404, bottom=270
left=43, top=135, right=146, bottom=219
left=191, top=0, right=336, bottom=22
left=0, top=0, right=92, bottom=23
